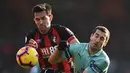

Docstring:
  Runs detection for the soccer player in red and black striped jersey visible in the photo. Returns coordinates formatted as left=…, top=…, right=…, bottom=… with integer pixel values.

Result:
left=25, top=3, right=80, bottom=73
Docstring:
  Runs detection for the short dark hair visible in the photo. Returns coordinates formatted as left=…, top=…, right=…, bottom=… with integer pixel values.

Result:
left=92, top=26, right=110, bottom=44
left=32, top=3, right=52, bottom=15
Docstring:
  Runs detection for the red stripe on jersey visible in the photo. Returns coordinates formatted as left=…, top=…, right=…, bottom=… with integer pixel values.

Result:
left=35, top=32, right=46, bottom=69
left=52, top=28, right=61, bottom=44
left=62, top=60, right=72, bottom=73
left=68, top=36, right=75, bottom=43
left=44, top=35, right=52, bottom=47
left=51, top=64, right=58, bottom=70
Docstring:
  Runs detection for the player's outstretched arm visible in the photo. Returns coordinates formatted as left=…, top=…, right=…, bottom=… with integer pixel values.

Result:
left=49, top=37, right=79, bottom=64
left=48, top=41, right=69, bottom=64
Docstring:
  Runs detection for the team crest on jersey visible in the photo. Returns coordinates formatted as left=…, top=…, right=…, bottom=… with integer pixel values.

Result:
left=52, top=36, right=56, bottom=43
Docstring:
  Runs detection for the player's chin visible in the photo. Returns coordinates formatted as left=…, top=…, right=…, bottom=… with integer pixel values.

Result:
left=39, top=26, right=47, bottom=30
left=93, top=44, right=100, bottom=48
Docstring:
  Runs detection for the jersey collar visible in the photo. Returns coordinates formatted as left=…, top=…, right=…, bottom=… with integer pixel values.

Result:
left=92, top=49, right=103, bottom=56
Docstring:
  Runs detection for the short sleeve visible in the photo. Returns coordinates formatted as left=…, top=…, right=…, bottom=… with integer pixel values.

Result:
left=62, top=43, right=86, bottom=60
left=84, top=59, right=109, bottom=73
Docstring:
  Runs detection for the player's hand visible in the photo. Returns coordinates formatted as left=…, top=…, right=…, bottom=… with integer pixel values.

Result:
left=58, top=40, right=69, bottom=51
left=26, top=39, right=38, bottom=49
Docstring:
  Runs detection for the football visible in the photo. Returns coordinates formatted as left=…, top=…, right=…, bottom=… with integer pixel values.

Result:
left=16, top=46, right=38, bottom=68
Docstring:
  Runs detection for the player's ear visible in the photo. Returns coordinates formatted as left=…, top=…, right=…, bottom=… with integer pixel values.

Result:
left=33, top=17, right=36, bottom=22
left=90, top=34, right=93, bottom=40
left=49, top=14, right=53, bottom=21
left=33, top=18, right=35, bottom=21
left=103, top=41, right=107, bottom=47
left=103, top=43, right=106, bottom=47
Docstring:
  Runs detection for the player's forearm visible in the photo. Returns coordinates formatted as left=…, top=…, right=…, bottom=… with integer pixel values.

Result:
left=48, top=49, right=63, bottom=64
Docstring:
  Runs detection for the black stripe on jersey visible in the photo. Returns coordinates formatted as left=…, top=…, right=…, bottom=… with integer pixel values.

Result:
left=47, top=29, right=57, bottom=46
left=39, top=35, right=45, bottom=48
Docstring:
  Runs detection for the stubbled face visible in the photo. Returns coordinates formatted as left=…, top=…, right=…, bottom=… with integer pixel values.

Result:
left=33, top=11, right=52, bottom=34
left=89, top=29, right=107, bottom=50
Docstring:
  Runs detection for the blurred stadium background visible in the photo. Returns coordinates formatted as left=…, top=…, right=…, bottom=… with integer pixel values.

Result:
left=0, top=0, right=130, bottom=73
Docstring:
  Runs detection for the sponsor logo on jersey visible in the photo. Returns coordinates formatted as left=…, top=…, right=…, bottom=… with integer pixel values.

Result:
left=40, top=46, right=57, bottom=57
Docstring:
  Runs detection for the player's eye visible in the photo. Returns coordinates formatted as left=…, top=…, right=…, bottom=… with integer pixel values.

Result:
left=41, top=16, right=46, bottom=20
left=35, top=18, right=40, bottom=21
left=94, top=33, right=99, bottom=38
left=100, top=37, right=105, bottom=41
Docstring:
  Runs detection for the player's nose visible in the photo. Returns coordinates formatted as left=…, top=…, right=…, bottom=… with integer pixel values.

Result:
left=38, top=19, right=44, bottom=24
left=95, top=38, right=100, bottom=43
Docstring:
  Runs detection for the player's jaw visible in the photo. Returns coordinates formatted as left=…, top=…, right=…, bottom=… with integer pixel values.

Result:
left=37, top=23, right=51, bottom=34
left=89, top=41, right=103, bottom=51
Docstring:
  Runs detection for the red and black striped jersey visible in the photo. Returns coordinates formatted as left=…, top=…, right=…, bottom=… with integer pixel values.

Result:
left=25, top=24, right=75, bottom=73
